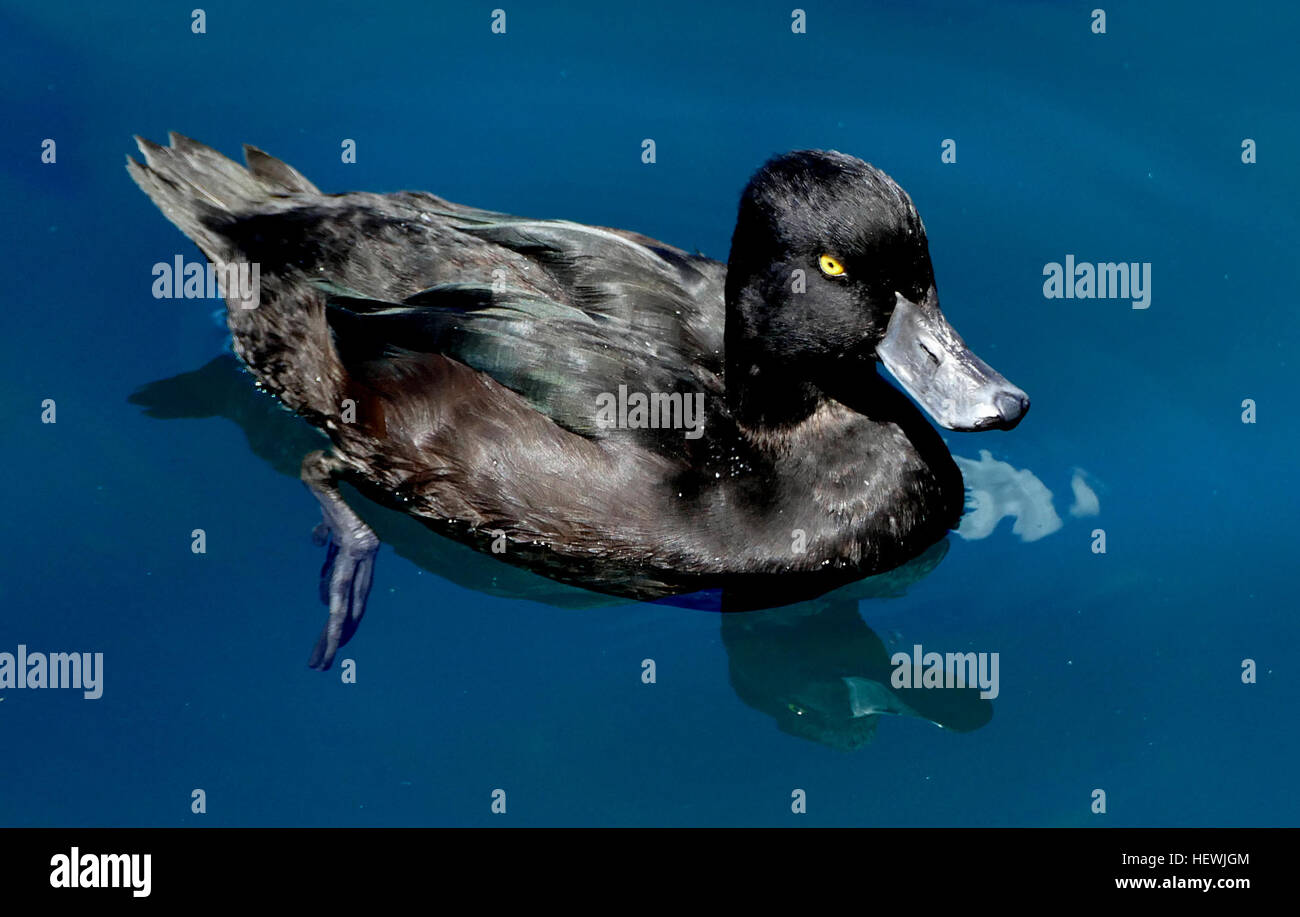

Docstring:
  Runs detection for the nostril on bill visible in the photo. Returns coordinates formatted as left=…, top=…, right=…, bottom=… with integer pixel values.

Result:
left=993, top=390, right=1030, bottom=427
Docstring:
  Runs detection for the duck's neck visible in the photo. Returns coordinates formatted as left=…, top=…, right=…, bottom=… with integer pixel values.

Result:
left=723, top=279, right=826, bottom=430
left=724, top=326, right=918, bottom=448
left=725, top=350, right=823, bottom=431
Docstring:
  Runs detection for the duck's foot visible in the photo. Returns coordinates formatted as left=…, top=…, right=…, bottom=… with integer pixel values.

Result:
left=301, top=450, right=378, bottom=671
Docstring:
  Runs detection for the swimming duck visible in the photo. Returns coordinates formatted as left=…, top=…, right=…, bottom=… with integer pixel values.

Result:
left=128, top=134, right=1028, bottom=669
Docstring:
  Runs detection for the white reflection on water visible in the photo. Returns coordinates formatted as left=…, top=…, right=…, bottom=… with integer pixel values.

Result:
left=952, top=449, right=1087, bottom=542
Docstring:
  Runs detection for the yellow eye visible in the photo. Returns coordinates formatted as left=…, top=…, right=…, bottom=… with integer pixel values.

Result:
left=819, top=254, right=845, bottom=276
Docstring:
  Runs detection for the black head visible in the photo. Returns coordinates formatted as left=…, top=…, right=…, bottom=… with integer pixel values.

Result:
left=724, top=150, right=1028, bottom=433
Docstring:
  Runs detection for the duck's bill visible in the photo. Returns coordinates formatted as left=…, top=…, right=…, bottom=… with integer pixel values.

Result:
left=843, top=676, right=918, bottom=719
left=877, top=289, right=1029, bottom=432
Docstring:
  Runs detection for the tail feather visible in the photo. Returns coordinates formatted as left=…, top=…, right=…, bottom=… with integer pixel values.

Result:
left=126, top=132, right=319, bottom=261
left=243, top=143, right=320, bottom=194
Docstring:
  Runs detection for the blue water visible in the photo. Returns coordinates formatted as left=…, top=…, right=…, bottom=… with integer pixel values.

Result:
left=2, top=0, right=1296, bottom=826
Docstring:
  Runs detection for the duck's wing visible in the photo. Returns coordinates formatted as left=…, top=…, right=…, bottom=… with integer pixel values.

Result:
left=401, top=207, right=727, bottom=366
left=312, top=205, right=731, bottom=456
left=322, top=278, right=725, bottom=457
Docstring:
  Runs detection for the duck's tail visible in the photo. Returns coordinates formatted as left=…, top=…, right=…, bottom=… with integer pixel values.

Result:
left=126, top=132, right=320, bottom=262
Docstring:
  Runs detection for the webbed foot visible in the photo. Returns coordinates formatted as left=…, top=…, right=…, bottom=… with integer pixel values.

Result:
left=301, top=451, right=379, bottom=670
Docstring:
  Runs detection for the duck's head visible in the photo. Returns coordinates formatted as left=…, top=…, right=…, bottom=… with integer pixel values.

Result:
left=724, top=150, right=1028, bottom=432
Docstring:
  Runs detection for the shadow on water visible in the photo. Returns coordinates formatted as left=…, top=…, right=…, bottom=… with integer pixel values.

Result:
left=131, top=354, right=993, bottom=749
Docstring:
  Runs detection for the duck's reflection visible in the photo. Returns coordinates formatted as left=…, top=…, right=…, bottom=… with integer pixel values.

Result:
left=723, top=593, right=992, bottom=751
left=132, top=355, right=993, bottom=747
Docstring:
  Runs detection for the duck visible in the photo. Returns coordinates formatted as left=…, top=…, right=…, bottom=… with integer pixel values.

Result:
left=127, top=134, right=1028, bottom=669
